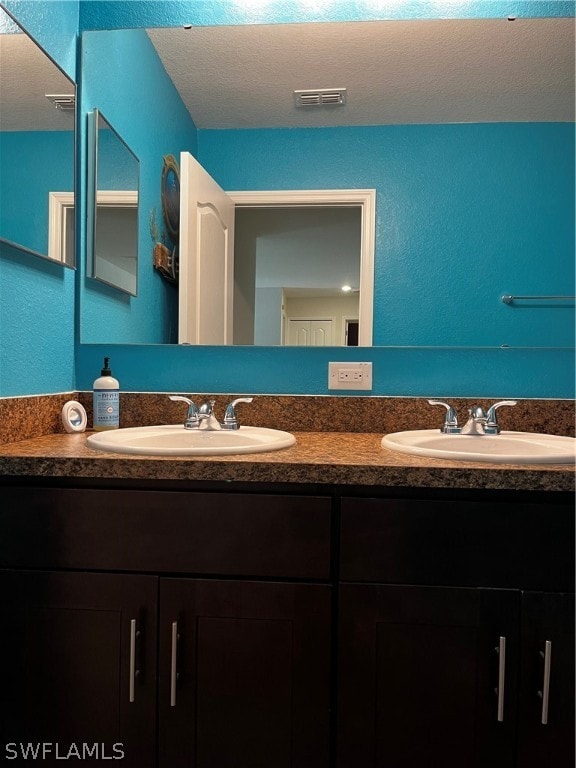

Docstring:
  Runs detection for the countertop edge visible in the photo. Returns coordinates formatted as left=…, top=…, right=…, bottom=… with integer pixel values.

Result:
left=0, top=432, right=573, bottom=493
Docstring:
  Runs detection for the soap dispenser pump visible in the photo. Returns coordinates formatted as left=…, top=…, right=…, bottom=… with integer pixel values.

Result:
left=93, top=357, right=120, bottom=431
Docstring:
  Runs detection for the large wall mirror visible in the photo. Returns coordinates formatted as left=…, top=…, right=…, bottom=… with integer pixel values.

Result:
left=80, top=18, right=574, bottom=348
left=0, top=7, right=76, bottom=266
left=87, top=109, right=139, bottom=296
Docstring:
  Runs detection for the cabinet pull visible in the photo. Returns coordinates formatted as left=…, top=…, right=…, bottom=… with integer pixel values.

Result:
left=129, top=619, right=137, bottom=703
left=495, top=636, right=506, bottom=722
left=538, top=640, right=552, bottom=725
left=170, top=621, right=179, bottom=707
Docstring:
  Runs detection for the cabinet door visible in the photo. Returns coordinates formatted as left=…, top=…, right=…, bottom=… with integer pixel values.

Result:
left=0, top=570, right=157, bottom=768
left=158, top=578, right=331, bottom=768
left=516, top=591, right=575, bottom=768
left=337, top=584, right=519, bottom=768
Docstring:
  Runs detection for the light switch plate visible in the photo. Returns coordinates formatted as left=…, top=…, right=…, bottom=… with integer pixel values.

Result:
left=328, top=362, right=373, bottom=391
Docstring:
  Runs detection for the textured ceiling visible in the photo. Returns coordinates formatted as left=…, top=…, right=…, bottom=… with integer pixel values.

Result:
left=1, top=17, right=573, bottom=132
left=147, top=18, right=575, bottom=129
left=0, top=33, right=75, bottom=131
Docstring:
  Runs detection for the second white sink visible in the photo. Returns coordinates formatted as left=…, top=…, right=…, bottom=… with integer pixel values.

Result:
left=382, top=430, right=576, bottom=464
left=87, top=424, right=296, bottom=456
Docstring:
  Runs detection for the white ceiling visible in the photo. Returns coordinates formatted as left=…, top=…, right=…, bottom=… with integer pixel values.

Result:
left=147, top=18, right=575, bottom=129
left=0, top=32, right=75, bottom=131
left=1, top=17, right=573, bottom=132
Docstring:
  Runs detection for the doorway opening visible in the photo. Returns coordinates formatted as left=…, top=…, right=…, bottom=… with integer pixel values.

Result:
left=229, top=189, right=375, bottom=347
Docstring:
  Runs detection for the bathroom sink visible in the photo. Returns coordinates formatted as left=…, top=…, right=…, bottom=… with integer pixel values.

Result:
left=87, top=424, right=296, bottom=456
left=382, top=430, right=576, bottom=464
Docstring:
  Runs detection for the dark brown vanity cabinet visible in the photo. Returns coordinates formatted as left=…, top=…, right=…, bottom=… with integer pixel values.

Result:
left=0, top=484, right=573, bottom=768
left=0, top=487, right=333, bottom=768
left=157, top=578, right=331, bottom=768
left=516, top=590, right=575, bottom=768
left=338, top=495, right=575, bottom=768
left=0, top=569, right=158, bottom=767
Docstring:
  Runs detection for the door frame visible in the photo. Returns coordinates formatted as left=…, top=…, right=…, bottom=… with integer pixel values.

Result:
left=228, top=189, right=375, bottom=346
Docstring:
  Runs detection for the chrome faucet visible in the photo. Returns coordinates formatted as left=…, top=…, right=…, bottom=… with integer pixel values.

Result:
left=197, top=400, right=222, bottom=431
left=484, top=400, right=517, bottom=434
left=169, top=395, right=201, bottom=429
left=222, top=397, right=254, bottom=430
left=428, top=400, right=460, bottom=433
left=461, top=406, right=488, bottom=435
left=170, top=395, right=255, bottom=431
left=428, top=399, right=517, bottom=435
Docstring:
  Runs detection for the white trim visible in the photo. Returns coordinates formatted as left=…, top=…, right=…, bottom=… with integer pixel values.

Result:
left=342, top=315, right=360, bottom=347
left=228, top=189, right=375, bottom=346
left=95, top=190, right=139, bottom=208
left=48, top=191, right=74, bottom=264
left=49, top=190, right=138, bottom=267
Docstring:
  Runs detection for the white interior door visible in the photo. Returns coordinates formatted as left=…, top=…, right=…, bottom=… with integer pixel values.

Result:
left=179, top=151, right=235, bottom=344
left=286, top=319, right=334, bottom=346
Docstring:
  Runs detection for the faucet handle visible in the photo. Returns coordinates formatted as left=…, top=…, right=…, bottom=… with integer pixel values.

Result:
left=485, top=400, right=517, bottom=434
left=169, top=395, right=200, bottom=428
left=222, top=397, right=254, bottom=430
left=427, top=400, right=460, bottom=433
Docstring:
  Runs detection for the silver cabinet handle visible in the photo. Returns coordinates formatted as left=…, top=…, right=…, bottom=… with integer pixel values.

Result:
left=129, top=619, right=137, bottom=703
left=495, top=636, right=506, bottom=722
left=539, top=640, right=552, bottom=725
left=170, top=621, right=179, bottom=707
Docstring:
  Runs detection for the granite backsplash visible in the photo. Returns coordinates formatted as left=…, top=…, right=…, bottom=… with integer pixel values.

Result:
left=0, top=392, right=574, bottom=446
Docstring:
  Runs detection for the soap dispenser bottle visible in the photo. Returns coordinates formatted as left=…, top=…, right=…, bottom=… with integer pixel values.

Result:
left=93, top=357, right=120, bottom=431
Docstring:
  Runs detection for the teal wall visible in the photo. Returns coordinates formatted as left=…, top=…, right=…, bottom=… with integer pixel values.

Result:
left=0, top=241, right=76, bottom=396
left=75, top=344, right=575, bottom=399
left=80, top=28, right=198, bottom=345
left=0, top=131, right=74, bottom=255
left=199, top=123, right=574, bottom=349
left=0, top=1, right=78, bottom=396
left=79, top=0, right=574, bottom=29
left=1, top=0, right=574, bottom=399
left=2, top=0, right=77, bottom=79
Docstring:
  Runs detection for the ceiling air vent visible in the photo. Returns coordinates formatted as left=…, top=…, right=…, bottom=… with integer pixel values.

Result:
left=294, top=88, right=346, bottom=108
left=45, top=94, right=76, bottom=111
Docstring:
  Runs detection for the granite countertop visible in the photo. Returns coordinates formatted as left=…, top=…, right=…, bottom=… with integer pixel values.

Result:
left=0, top=431, right=573, bottom=492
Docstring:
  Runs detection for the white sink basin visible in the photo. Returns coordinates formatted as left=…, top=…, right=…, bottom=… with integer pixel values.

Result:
left=87, top=424, right=296, bottom=456
left=382, top=430, right=576, bottom=464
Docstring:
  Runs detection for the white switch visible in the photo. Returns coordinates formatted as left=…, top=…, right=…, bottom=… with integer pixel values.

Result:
left=328, top=362, right=373, bottom=390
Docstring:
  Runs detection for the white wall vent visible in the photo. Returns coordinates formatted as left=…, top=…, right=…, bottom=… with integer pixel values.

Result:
left=45, top=94, right=76, bottom=111
left=294, top=88, right=347, bottom=108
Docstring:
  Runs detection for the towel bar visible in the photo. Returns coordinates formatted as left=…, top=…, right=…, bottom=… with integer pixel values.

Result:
left=501, top=294, right=575, bottom=305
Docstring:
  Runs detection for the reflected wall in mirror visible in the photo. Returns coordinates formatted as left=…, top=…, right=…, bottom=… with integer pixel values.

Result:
left=0, top=7, right=75, bottom=266
left=80, top=28, right=197, bottom=345
left=80, top=18, right=574, bottom=348
left=235, top=206, right=361, bottom=347
left=87, top=109, right=139, bottom=296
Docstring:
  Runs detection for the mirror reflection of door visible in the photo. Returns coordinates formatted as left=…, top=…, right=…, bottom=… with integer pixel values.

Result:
left=179, top=151, right=235, bottom=344
left=178, top=155, right=371, bottom=346
left=285, top=318, right=335, bottom=346
left=235, top=207, right=362, bottom=346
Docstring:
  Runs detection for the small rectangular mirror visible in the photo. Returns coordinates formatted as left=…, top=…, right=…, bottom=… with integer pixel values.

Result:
left=87, top=109, right=139, bottom=296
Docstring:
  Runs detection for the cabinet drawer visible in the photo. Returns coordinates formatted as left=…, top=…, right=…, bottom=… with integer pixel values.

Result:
left=340, top=496, right=574, bottom=591
left=0, top=488, right=331, bottom=579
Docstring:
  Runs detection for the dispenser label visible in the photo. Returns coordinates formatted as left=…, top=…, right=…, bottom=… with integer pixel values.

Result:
left=93, top=390, right=119, bottom=427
